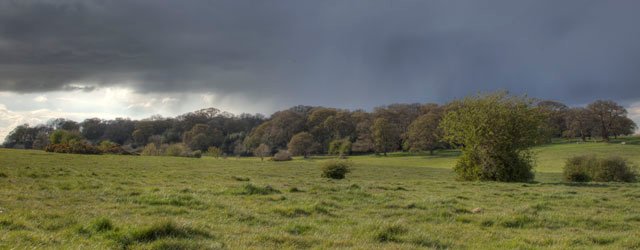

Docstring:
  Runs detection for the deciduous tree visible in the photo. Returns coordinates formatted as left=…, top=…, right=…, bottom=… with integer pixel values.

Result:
left=254, top=143, right=271, bottom=161
left=372, top=118, right=399, bottom=156
left=441, top=92, right=546, bottom=182
left=405, top=112, right=442, bottom=155
left=287, top=132, right=315, bottom=158
left=587, top=100, right=630, bottom=141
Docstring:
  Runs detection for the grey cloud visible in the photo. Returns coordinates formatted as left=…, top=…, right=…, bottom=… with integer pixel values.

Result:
left=1, top=0, right=640, bottom=108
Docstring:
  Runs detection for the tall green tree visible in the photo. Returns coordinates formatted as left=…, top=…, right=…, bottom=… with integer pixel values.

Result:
left=587, top=100, right=631, bottom=141
left=287, top=132, right=315, bottom=158
left=564, top=107, right=596, bottom=141
left=372, top=118, right=399, bottom=156
left=328, top=138, right=352, bottom=157
left=537, top=100, right=569, bottom=140
left=405, top=112, right=442, bottom=155
left=440, top=92, right=546, bottom=182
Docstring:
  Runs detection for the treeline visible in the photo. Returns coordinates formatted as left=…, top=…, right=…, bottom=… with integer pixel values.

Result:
left=2, top=108, right=264, bottom=155
left=1, top=97, right=637, bottom=156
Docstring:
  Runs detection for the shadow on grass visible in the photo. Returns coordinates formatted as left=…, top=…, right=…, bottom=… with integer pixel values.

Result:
left=540, top=182, right=612, bottom=188
left=114, top=220, right=212, bottom=248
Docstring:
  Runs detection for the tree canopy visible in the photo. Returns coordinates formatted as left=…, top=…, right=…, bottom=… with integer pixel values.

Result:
left=440, top=92, right=547, bottom=182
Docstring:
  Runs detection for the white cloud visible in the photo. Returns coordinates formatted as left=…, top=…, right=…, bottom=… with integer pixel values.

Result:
left=0, top=87, right=276, bottom=141
left=629, top=102, right=640, bottom=135
left=0, top=104, right=114, bottom=141
left=33, top=95, right=48, bottom=103
left=161, top=97, right=178, bottom=104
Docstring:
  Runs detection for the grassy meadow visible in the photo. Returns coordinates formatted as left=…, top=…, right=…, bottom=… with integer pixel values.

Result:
left=1, top=140, right=640, bottom=249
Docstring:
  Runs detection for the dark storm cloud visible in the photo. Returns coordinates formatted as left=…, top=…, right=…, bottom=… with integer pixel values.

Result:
left=1, top=0, right=640, bottom=107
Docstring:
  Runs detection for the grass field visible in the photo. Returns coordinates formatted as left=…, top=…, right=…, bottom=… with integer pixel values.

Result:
left=1, top=140, right=640, bottom=249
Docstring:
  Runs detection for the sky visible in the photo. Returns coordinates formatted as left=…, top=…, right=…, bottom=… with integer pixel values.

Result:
left=1, top=0, right=640, bottom=139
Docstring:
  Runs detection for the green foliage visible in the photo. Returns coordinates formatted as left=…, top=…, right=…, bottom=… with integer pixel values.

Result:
left=564, top=155, right=637, bottom=182
left=206, top=146, right=222, bottom=158
left=287, top=132, right=315, bottom=157
left=563, top=155, right=594, bottom=182
left=49, top=130, right=82, bottom=145
left=328, top=138, right=351, bottom=157
left=141, top=143, right=200, bottom=158
left=191, top=150, right=202, bottom=158
left=165, top=143, right=188, bottom=157
left=405, top=112, right=443, bottom=154
left=372, top=118, right=399, bottom=155
left=253, top=143, right=271, bottom=161
left=596, top=156, right=637, bottom=182
left=321, top=160, right=352, bottom=179
left=97, top=140, right=125, bottom=154
left=182, top=123, right=224, bottom=151
left=141, top=143, right=161, bottom=156
left=441, top=92, right=545, bottom=182
left=187, top=133, right=211, bottom=152
left=45, top=140, right=101, bottom=155
left=587, top=100, right=636, bottom=141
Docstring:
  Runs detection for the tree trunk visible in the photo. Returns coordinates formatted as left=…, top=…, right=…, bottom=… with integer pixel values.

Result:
left=601, top=123, right=609, bottom=141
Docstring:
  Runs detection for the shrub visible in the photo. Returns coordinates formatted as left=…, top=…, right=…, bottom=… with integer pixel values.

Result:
left=595, top=156, right=637, bottom=182
left=45, top=141, right=101, bottom=155
left=272, top=150, right=292, bottom=161
left=564, top=155, right=596, bottom=182
left=206, top=146, right=222, bottom=158
left=98, top=141, right=126, bottom=154
left=328, top=138, right=352, bottom=157
left=190, top=150, right=202, bottom=158
left=321, top=160, right=352, bottom=179
left=141, top=143, right=161, bottom=156
left=563, top=155, right=637, bottom=182
left=165, top=143, right=188, bottom=157
left=141, top=143, right=200, bottom=158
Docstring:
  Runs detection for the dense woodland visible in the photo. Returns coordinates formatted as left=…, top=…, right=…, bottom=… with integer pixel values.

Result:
left=2, top=97, right=637, bottom=157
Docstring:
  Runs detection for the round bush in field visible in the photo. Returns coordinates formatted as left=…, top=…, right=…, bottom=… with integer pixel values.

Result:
left=594, top=156, right=637, bottom=182
left=321, top=160, right=352, bottom=179
left=563, top=155, right=596, bottom=182
left=563, top=155, right=637, bottom=182
left=272, top=150, right=292, bottom=161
